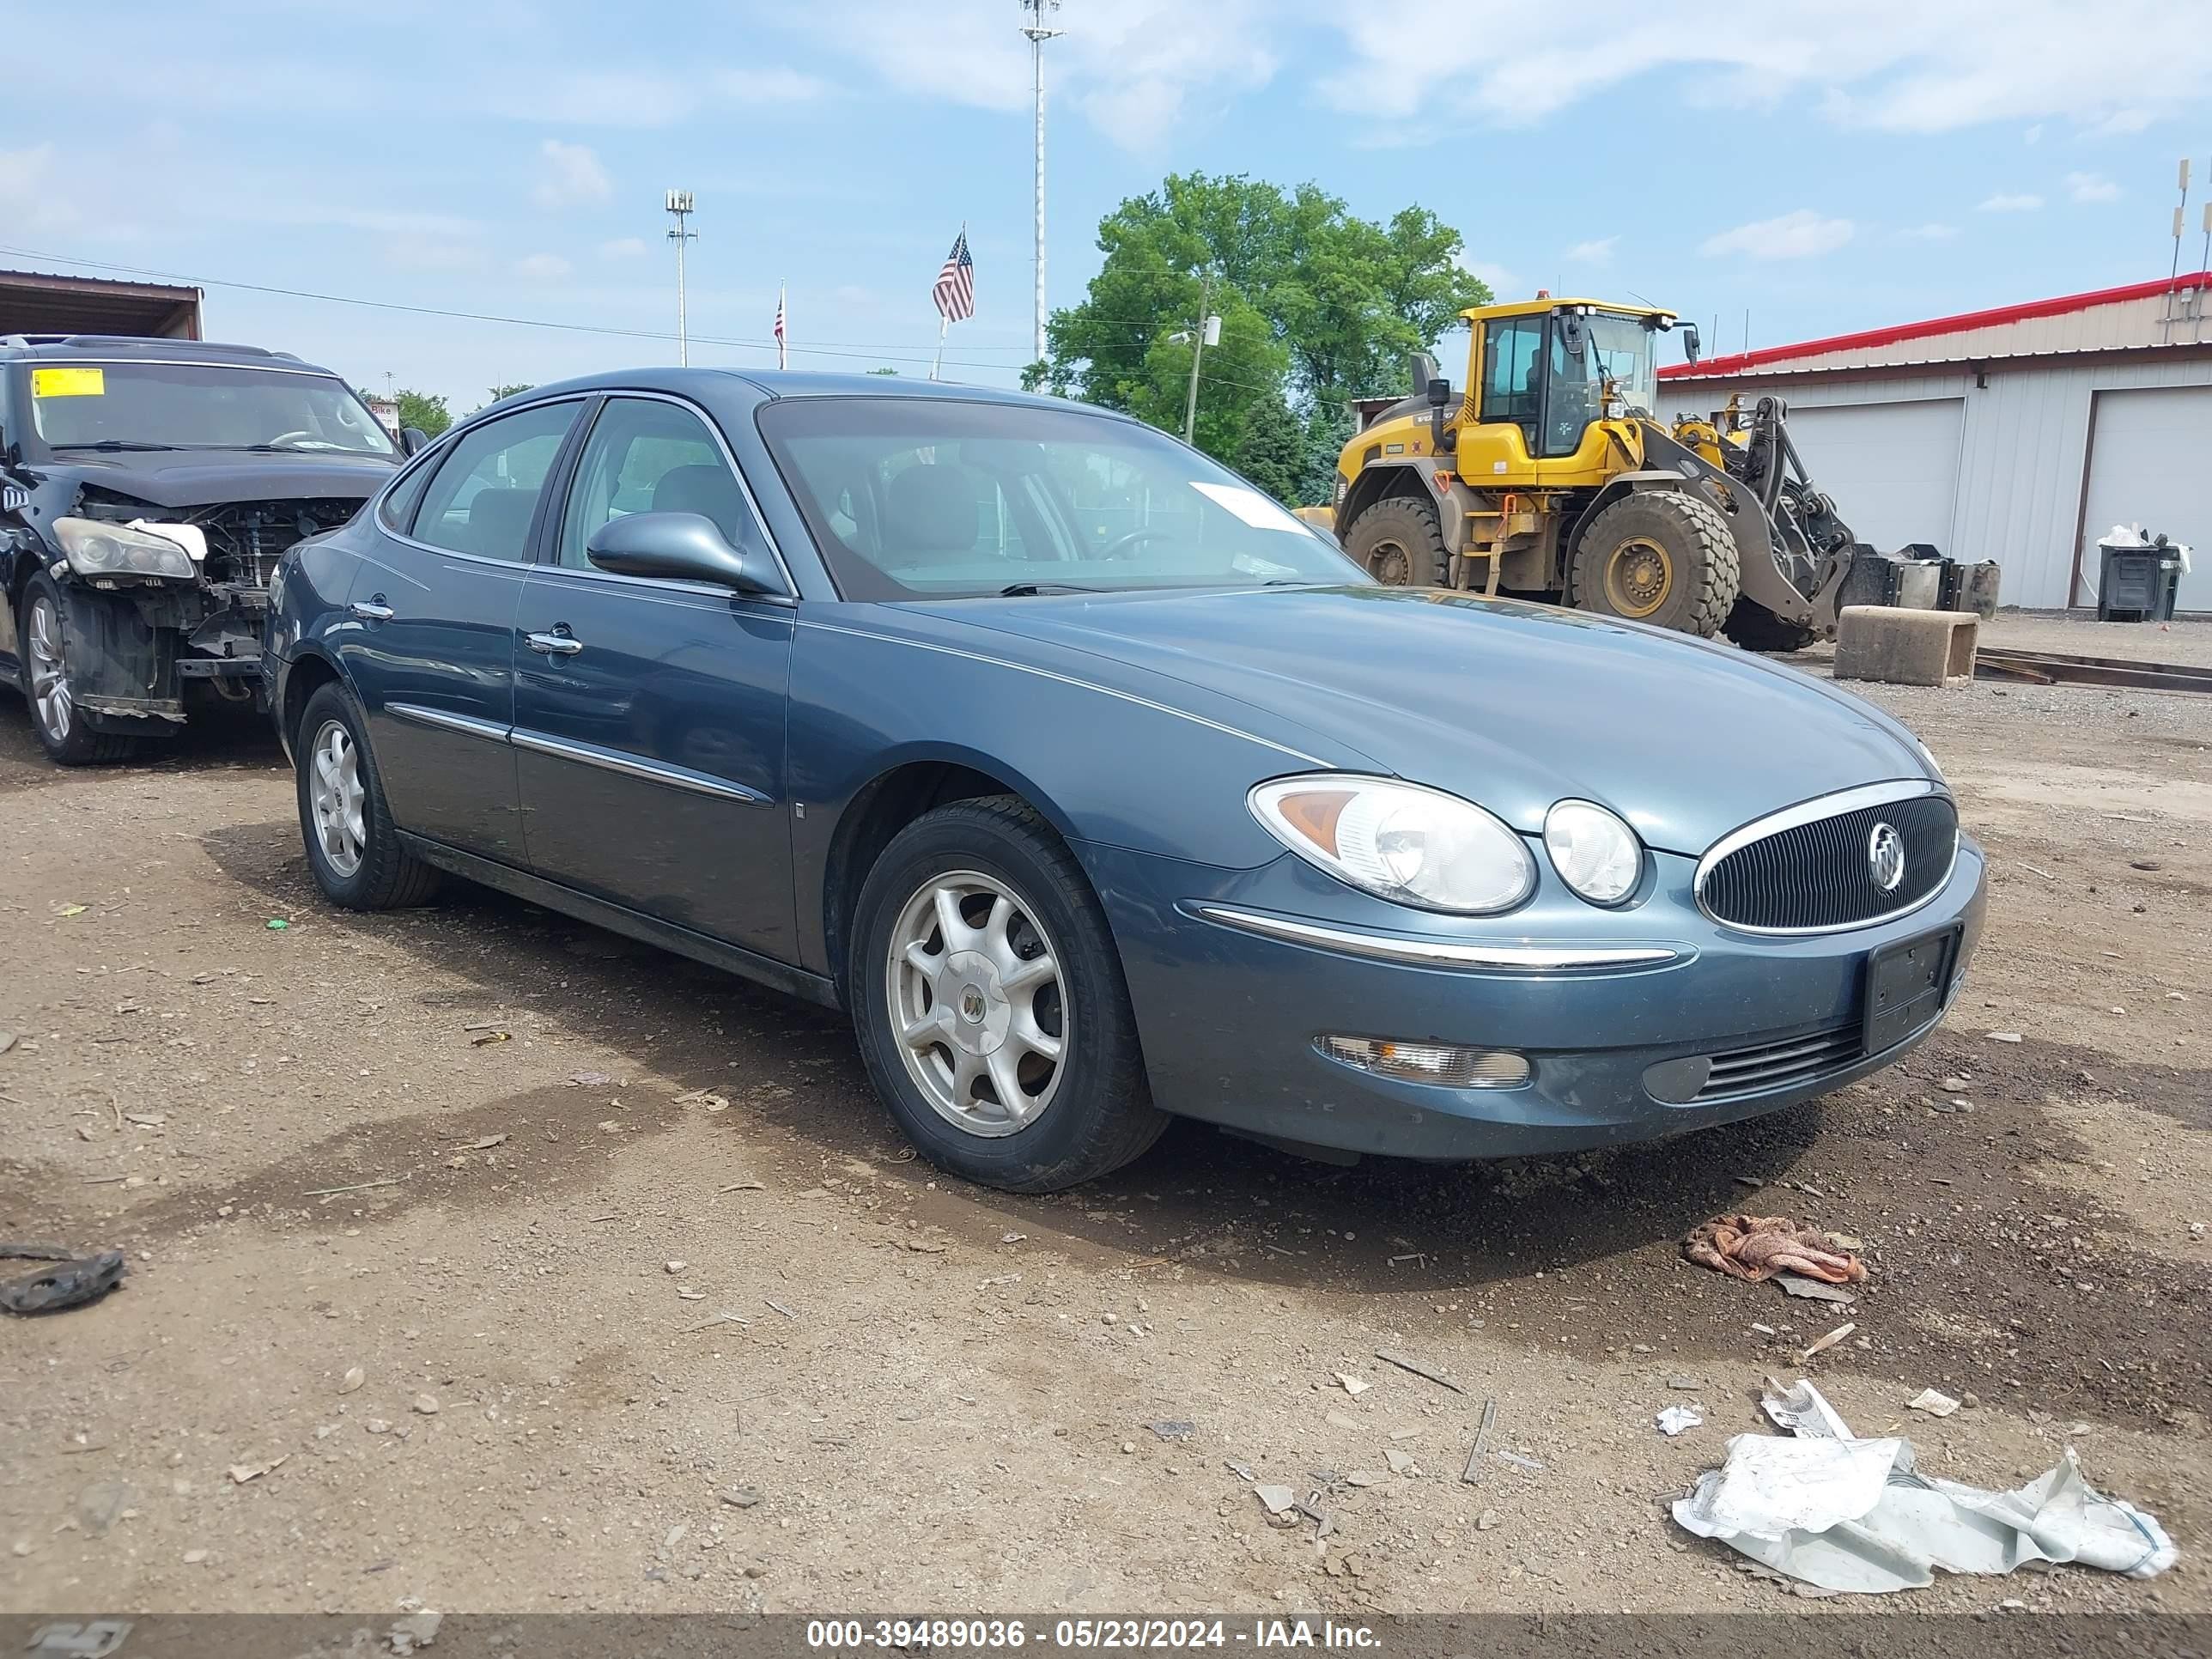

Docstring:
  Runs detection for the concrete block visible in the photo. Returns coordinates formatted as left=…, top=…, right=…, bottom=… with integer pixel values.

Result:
left=1833, top=605, right=1978, bottom=688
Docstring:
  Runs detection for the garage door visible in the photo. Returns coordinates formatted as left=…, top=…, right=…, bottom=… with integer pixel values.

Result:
left=1783, top=398, right=1965, bottom=559
left=2077, top=386, right=2211, bottom=611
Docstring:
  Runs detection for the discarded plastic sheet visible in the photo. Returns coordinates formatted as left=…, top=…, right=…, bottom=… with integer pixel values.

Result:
left=1656, top=1406, right=1704, bottom=1437
left=1673, top=1378, right=2177, bottom=1594
left=1907, top=1389, right=1960, bottom=1418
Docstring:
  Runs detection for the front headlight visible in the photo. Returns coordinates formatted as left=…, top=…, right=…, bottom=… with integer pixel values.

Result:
left=1543, top=799, right=1644, bottom=905
left=1249, top=775, right=1535, bottom=915
left=53, top=517, right=196, bottom=580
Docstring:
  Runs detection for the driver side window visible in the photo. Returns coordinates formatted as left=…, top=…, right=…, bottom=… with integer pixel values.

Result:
left=1480, top=317, right=1542, bottom=454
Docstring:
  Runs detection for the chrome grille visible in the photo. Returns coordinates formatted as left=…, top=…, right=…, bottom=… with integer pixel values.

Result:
left=1693, top=1024, right=1862, bottom=1103
left=1698, top=785, right=1957, bottom=933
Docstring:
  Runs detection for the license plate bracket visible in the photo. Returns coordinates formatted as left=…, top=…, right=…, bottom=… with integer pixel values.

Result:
left=1863, top=924, right=1961, bottom=1055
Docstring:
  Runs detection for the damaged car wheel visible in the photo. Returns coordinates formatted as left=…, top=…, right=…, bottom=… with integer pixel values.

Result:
left=295, top=682, right=440, bottom=909
left=19, top=574, right=137, bottom=766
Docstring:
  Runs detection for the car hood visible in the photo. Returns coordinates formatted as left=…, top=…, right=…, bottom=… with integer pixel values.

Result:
left=936, top=584, right=1936, bottom=856
left=33, top=448, right=397, bottom=509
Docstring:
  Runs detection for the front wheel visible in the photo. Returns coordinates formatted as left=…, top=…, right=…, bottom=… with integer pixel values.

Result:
left=850, top=797, right=1166, bottom=1193
left=1344, top=496, right=1449, bottom=586
left=19, top=574, right=136, bottom=766
left=1567, top=490, right=1741, bottom=636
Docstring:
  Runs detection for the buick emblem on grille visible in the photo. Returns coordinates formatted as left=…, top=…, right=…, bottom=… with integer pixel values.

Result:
left=1868, top=822, right=1906, bottom=892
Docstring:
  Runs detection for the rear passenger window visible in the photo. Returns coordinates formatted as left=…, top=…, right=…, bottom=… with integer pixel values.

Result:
left=378, top=452, right=439, bottom=533
left=410, top=402, right=580, bottom=562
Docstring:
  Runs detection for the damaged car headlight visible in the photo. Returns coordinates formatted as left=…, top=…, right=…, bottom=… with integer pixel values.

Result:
left=1249, top=775, right=1535, bottom=915
left=53, top=517, right=197, bottom=580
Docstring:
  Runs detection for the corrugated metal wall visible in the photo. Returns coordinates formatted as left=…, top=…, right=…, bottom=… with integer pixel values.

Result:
left=1662, top=356, right=2212, bottom=607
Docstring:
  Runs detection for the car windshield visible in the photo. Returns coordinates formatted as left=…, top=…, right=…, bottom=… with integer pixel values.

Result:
left=1575, top=312, right=1657, bottom=414
left=758, top=396, right=1364, bottom=601
left=22, top=360, right=398, bottom=456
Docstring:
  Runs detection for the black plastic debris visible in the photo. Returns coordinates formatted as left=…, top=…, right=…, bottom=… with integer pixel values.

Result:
left=1, top=1243, right=128, bottom=1315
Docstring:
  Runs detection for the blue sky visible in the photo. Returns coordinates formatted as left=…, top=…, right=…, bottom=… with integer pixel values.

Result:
left=3, top=0, right=2207, bottom=412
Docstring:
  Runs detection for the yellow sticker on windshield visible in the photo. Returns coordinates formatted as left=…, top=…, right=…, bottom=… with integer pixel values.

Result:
left=31, top=367, right=106, bottom=398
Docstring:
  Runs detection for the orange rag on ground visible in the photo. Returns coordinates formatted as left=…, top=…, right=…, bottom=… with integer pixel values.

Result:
left=1683, top=1214, right=1868, bottom=1285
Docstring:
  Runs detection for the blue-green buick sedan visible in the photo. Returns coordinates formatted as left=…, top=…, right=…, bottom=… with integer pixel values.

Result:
left=264, top=370, right=1984, bottom=1191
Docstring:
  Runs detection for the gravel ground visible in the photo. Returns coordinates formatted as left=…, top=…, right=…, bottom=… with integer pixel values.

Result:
left=1, top=619, right=2206, bottom=1620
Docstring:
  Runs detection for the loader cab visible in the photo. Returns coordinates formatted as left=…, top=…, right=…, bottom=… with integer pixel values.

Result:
left=1464, top=301, right=1667, bottom=466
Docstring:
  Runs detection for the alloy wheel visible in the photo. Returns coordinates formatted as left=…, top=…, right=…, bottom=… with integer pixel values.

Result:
left=308, top=718, right=368, bottom=878
left=26, top=594, right=71, bottom=744
left=886, top=869, right=1069, bottom=1137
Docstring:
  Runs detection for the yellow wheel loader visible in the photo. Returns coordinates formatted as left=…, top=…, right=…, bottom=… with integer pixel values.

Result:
left=1326, top=296, right=1863, bottom=651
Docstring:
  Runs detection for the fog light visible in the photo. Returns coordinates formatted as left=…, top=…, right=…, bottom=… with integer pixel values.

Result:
left=1320, top=1036, right=1529, bottom=1089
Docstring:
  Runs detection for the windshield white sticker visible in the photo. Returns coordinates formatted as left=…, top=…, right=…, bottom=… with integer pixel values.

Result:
left=1188, top=480, right=1308, bottom=534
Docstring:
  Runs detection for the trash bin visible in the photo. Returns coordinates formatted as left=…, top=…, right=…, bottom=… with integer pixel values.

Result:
left=2098, top=526, right=2185, bottom=622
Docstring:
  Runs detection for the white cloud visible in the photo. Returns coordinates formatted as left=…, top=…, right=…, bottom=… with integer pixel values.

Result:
left=1978, top=191, right=2043, bottom=211
left=514, top=252, right=573, bottom=281
left=1565, top=235, right=1618, bottom=265
left=2066, top=170, right=2121, bottom=202
left=718, top=66, right=829, bottom=102
left=533, top=139, right=611, bottom=209
left=1897, top=222, right=1960, bottom=241
left=598, top=236, right=649, bottom=260
left=1310, top=1, right=2212, bottom=137
left=1455, top=256, right=1521, bottom=300
left=823, top=0, right=1279, bottom=151
left=1698, top=209, right=1854, bottom=260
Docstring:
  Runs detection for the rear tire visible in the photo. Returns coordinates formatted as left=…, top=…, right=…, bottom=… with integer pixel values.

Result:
left=1345, top=496, right=1449, bottom=587
left=1721, top=597, right=1820, bottom=653
left=19, top=574, right=137, bottom=766
left=295, top=682, right=441, bottom=910
left=1568, top=490, right=1739, bottom=636
left=850, top=796, right=1166, bottom=1193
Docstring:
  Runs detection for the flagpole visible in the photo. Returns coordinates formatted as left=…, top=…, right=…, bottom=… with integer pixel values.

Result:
left=777, top=280, right=787, bottom=371
left=931, top=313, right=947, bottom=381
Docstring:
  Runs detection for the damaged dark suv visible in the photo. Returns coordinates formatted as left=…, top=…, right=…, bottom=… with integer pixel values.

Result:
left=0, top=335, right=408, bottom=763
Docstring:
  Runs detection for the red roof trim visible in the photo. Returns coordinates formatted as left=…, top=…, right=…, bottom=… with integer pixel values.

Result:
left=1659, top=270, right=2212, bottom=380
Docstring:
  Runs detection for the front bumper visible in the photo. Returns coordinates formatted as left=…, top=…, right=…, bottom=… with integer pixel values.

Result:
left=1083, top=834, right=1987, bottom=1160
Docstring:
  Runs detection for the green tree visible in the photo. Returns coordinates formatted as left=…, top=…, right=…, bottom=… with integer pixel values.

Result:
left=1231, top=390, right=1309, bottom=504
left=1121, top=300, right=1287, bottom=463
left=1042, top=173, right=1492, bottom=465
left=394, top=389, right=451, bottom=439
left=867, top=367, right=901, bottom=376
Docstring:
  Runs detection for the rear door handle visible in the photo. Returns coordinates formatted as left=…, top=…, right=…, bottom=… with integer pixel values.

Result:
left=349, top=599, right=394, bottom=622
left=526, top=629, right=583, bottom=657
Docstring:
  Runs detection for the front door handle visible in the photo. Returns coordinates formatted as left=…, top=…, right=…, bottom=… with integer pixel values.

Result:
left=526, top=629, right=584, bottom=657
left=349, top=599, right=394, bottom=622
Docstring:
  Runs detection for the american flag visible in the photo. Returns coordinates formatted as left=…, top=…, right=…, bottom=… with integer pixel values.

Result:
left=774, top=283, right=787, bottom=370
left=933, top=230, right=975, bottom=323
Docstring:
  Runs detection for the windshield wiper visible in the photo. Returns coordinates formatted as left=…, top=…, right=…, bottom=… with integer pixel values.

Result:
left=48, top=440, right=180, bottom=453
left=998, top=580, right=1104, bottom=597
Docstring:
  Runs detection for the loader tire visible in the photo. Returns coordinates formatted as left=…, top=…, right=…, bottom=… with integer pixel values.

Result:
left=1345, top=496, right=1449, bottom=587
left=1568, top=490, right=1739, bottom=637
left=1721, top=596, right=1820, bottom=654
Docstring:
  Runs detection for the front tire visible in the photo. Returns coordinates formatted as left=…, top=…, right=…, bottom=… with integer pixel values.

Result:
left=850, top=797, right=1166, bottom=1193
left=1345, top=496, right=1449, bottom=586
left=19, top=574, right=137, bottom=766
left=295, top=682, right=441, bottom=910
left=1568, top=490, right=1740, bottom=636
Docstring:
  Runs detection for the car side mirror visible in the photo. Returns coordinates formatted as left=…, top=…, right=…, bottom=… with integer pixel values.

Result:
left=1681, top=324, right=1702, bottom=366
left=586, top=511, right=783, bottom=596
left=399, top=426, right=430, bottom=456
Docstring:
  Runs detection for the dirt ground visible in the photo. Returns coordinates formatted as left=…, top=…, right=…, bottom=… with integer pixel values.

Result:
left=3, top=614, right=2206, bottom=1619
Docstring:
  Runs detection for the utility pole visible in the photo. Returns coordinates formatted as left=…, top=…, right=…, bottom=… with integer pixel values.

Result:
left=1181, top=275, right=1219, bottom=444
left=665, top=190, right=697, bottom=365
left=1019, top=0, right=1063, bottom=369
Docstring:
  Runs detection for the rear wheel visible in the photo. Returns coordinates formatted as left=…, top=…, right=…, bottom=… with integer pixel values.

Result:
left=851, top=797, right=1166, bottom=1193
left=1345, top=496, right=1449, bottom=587
left=1568, top=490, right=1739, bottom=637
left=19, top=574, right=136, bottom=766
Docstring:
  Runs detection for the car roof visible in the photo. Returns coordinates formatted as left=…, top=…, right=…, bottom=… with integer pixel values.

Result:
left=481, top=366, right=1133, bottom=422
left=0, top=334, right=338, bottom=374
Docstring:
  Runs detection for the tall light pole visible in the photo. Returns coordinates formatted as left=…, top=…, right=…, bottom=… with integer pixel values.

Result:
left=1019, top=1, right=1063, bottom=369
left=665, top=190, right=697, bottom=365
